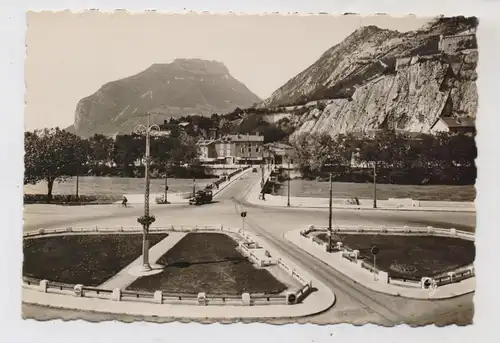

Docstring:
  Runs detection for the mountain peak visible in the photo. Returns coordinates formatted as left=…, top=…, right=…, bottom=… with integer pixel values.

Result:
left=72, top=58, right=260, bottom=137
left=145, top=59, right=230, bottom=76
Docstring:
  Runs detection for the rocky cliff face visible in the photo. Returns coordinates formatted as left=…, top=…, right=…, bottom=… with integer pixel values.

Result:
left=72, top=59, right=261, bottom=137
left=259, top=16, right=478, bottom=138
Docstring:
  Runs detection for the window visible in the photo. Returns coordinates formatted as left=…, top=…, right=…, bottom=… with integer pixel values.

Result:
left=256, top=146, right=260, bottom=153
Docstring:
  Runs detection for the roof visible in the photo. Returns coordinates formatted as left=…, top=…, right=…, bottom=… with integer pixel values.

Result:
left=440, top=117, right=475, bottom=129
left=196, top=139, right=215, bottom=146
left=178, top=122, right=190, bottom=127
left=219, top=134, right=264, bottom=142
left=264, top=142, right=293, bottom=150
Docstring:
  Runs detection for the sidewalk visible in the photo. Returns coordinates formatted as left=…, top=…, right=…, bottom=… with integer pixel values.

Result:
left=245, top=173, right=475, bottom=213
left=99, top=233, right=187, bottom=289
left=285, top=229, right=475, bottom=300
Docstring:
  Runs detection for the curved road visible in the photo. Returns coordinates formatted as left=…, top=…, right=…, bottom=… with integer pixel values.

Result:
left=22, top=173, right=475, bottom=325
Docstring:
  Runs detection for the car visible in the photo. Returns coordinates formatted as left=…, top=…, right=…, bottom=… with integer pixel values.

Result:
left=189, top=190, right=213, bottom=205
left=252, top=167, right=258, bottom=172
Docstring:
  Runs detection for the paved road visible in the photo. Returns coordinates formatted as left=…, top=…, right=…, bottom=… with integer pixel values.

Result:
left=22, top=173, right=475, bottom=325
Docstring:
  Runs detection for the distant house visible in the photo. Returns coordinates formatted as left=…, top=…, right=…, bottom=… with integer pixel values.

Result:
left=197, top=133, right=265, bottom=164
left=430, top=116, right=476, bottom=136
left=263, top=142, right=295, bottom=165
left=198, top=139, right=217, bottom=162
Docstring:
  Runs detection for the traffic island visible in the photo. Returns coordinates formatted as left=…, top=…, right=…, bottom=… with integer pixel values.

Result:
left=22, top=225, right=336, bottom=319
left=128, top=232, right=287, bottom=295
left=315, top=232, right=475, bottom=280
left=23, top=233, right=168, bottom=286
left=286, top=225, right=475, bottom=299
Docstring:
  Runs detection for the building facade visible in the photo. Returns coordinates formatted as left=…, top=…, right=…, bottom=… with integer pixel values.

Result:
left=430, top=116, right=476, bottom=136
left=198, top=133, right=265, bottom=164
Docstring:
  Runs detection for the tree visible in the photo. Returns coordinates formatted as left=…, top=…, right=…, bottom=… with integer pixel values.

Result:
left=24, top=127, right=86, bottom=199
left=87, top=134, right=114, bottom=168
left=112, top=134, right=144, bottom=174
left=24, top=131, right=39, bottom=185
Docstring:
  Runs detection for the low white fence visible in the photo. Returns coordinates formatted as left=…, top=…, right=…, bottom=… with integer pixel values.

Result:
left=23, top=224, right=312, bottom=306
left=299, top=224, right=475, bottom=289
left=301, top=224, right=475, bottom=241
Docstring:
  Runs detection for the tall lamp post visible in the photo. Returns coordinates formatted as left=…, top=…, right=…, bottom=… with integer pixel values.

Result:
left=133, top=113, right=160, bottom=272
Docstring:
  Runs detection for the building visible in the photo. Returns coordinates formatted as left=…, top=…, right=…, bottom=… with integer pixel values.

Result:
left=430, top=116, right=476, bottom=136
left=263, top=142, right=295, bottom=165
left=197, top=133, right=265, bottom=164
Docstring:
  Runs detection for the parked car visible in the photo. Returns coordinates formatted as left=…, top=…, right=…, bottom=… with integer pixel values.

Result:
left=252, top=167, right=258, bottom=172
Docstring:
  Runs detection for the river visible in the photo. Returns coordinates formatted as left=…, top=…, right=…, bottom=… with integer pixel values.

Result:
left=275, top=179, right=476, bottom=202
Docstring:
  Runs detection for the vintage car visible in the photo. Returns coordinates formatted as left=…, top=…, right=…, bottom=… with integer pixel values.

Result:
left=189, top=189, right=213, bottom=205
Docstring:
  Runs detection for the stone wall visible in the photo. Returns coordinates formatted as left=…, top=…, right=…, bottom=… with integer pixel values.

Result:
left=438, top=34, right=477, bottom=54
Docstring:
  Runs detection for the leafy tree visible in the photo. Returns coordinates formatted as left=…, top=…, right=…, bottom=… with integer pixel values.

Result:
left=112, top=134, right=144, bottom=173
left=24, top=131, right=39, bottom=185
left=87, top=134, right=114, bottom=167
left=24, top=127, right=86, bottom=199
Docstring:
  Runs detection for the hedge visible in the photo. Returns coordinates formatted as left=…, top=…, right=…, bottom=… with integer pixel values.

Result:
left=24, top=194, right=122, bottom=205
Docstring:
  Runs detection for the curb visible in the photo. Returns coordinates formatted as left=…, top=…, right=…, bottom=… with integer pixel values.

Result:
left=248, top=203, right=475, bottom=213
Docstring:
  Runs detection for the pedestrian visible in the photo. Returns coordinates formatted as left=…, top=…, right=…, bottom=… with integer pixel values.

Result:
left=216, top=183, right=219, bottom=190
left=122, top=196, right=128, bottom=207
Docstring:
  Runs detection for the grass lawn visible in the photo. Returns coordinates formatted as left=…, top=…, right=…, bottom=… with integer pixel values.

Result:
left=127, top=233, right=287, bottom=295
left=23, top=233, right=168, bottom=286
left=316, top=233, right=475, bottom=279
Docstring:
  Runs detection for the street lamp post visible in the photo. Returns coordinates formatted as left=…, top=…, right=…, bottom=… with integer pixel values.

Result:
left=373, top=162, right=377, bottom=209
left=134, top=113, right=160, bottom=272
left=328, top=172, right=333, bottom=252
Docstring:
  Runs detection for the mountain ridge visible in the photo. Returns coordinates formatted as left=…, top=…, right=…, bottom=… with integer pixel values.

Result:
left=256, top=16, right=478, bottom=138
left=71, top=58, right=261, bottom=137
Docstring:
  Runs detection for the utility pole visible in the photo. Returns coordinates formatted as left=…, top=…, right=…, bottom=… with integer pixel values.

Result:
left=76, top=167, right=80, bottom=200
left=164, top=163, right=169, bottom=203
left=328, top=173, right=333, bottom=252
left=287, top=157, right=291, bottom=207
left=75, top=147, right=80, bottom=200
left=373, top=162, right=377, bottom=209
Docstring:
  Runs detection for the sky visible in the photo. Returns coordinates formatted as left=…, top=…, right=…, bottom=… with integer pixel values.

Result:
left=25, top=12, right=430, bottom=131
